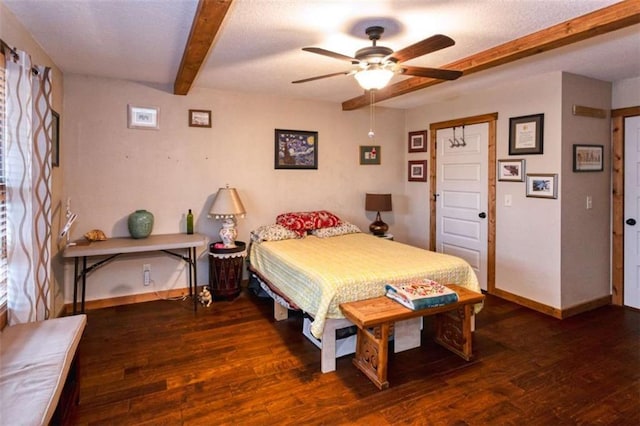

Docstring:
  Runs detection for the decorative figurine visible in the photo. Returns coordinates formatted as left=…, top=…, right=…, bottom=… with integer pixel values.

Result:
left=198, top=286, right=212, bottom=307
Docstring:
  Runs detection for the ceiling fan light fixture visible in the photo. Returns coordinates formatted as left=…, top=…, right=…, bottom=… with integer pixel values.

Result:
left=354, top=66, right=394, bottom=90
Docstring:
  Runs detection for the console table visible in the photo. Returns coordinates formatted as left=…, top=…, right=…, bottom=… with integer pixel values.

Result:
left=63, top=233, right=207, bottom=314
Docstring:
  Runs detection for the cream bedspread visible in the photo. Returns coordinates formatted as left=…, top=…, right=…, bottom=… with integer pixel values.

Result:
left=249, top=232, right=480, bottom=339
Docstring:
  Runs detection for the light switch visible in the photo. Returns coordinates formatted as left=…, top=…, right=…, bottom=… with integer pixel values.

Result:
left=586, top=195, right=593, bottom=210
left=504, top=194, right=512, bottom=207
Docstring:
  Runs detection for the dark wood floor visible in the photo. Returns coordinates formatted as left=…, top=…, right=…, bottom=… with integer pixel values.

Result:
left=72, top=290, right=639, bottom=425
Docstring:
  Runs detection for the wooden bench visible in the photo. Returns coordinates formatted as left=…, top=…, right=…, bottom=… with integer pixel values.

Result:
left=339, top=285, right=484, bottom=389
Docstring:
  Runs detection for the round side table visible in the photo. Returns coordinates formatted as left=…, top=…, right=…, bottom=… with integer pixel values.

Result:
left=208, top=241, right=246, bottom=300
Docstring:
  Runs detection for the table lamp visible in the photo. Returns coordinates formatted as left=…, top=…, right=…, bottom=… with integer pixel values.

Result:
left=365, top=193, right=392, bottom=236
left=208, top=186, right=246, bottom=248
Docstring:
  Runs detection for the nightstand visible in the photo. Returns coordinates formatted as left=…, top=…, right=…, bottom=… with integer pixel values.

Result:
left=209, top=241, right=247, bottom=300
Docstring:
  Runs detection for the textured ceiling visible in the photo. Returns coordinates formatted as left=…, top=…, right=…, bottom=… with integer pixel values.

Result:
left=3, top=0, right=639, bottom=109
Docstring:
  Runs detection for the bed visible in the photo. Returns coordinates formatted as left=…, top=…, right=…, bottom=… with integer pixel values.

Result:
left=247, top=212, right=481, bottom=372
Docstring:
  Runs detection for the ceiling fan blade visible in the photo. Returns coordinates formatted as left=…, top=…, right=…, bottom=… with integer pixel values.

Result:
left=390, top=34, right=456, bottom=63
left=400, top=66, right=463, bottom=81
left=303, top=47, right=358, bottom=63
left=292, top=71, right=353, bottom=84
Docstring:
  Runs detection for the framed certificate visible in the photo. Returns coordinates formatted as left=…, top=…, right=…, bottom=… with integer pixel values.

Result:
left=509, top=113, right=543, bottom=155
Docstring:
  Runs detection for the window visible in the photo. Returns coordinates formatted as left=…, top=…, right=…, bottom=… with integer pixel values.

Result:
left=0, top=50, right=7, bottom=327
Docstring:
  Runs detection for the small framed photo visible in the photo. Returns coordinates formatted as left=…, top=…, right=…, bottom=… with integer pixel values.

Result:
left=573, top=144, right=603, bottom=172
left=509, top=113, right=543, bottom=155
left=127, top=105, right=159, bottom=130
left=359, top=145, right=381, bottom=165
left=526, top=173, right=558, bottom=199
left=498, top=159, right=525, bottom=182
left=189, top=109, right=211, bottom=128
left=408, top=160, right=427, bottom=182
left=408, top=130, right=427, bottom=153
left=274, top=129, right=318, bottom=169
left=51, top=110, right=60, bottom=167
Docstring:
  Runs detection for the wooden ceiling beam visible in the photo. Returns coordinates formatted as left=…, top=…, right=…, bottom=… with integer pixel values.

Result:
left=342, top=0, right=640, bottom=111
left=174, top=0, right=234, bottom=95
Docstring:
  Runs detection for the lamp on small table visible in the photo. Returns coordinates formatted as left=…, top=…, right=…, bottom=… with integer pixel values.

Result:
left=208, top=186, right=246, bottom=248
left=365, top=193, right=392, bottom=236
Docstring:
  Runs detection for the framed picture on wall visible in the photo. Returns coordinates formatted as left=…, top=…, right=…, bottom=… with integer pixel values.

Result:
left=526, top=173, right=558, bottom=199
left=498, top=159, right=525, bottom=182
left=408, top=160, right=427, bottom=182
left=274, top=129, right=318, bottom=169
left=127, top=105, right=159, bottom=130
left=509, top=113, right=543, bottom=155
left=573, top=144, right=603, bottom=172
left=408, top=130, right=427, bottom=152
left=359, top=145, right=381, bottom=165
left=189, top=109, right=212, bottom=128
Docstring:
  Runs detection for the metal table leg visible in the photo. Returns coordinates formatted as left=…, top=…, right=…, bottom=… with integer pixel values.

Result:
left=73, top=257, right=79, bottom=315
left=81, top=256, right=87, bottom=313
left=191, top=247, right=197, bottom=312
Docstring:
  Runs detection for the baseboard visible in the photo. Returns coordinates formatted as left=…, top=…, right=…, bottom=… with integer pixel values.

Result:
left=62, top=279, right=251, bottom=314
left=560, top=295, right=611, bottom=319
left=491, top=288, right=612, bottom=319
left=491, top=288, right=562, bottom=318
left=62, top=287, right=191, bottom=314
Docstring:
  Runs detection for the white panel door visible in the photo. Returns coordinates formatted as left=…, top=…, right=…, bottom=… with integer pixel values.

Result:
left=624, top=115, right=640, bottom=309
left=436, top=123, right=488, bottom=290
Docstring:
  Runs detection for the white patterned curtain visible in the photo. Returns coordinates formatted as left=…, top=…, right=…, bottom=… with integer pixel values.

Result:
left=5, top=48, right=53, bottom=324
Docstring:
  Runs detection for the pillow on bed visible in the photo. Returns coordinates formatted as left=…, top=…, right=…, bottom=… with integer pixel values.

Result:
left=250, top=224, right=301, bottom=243
left=311, top=221, right=362, bottom=238
left=276, top=210, right=342, bottom=237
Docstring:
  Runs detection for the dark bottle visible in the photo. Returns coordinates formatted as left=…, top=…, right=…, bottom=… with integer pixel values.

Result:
left=186, top=209, right=194, bottom=234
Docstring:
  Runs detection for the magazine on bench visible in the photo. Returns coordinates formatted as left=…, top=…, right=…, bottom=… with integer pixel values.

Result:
left=385, top=279, right=458, bottom=310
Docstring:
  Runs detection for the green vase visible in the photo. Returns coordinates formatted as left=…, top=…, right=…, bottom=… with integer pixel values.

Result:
left=128, top=210, right=154, bottom=239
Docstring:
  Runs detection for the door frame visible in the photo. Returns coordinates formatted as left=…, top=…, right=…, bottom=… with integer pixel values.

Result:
left=429, top=113, right=498, bottom=293
left=611, top=105, right=640, bottom=306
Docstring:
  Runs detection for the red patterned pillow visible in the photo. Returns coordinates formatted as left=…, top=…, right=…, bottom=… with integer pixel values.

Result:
left=276, top=210, right=342, bottom=236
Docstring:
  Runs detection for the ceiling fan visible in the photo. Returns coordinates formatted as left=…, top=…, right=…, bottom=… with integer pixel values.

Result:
left=292, top=26, right=463, bottom=90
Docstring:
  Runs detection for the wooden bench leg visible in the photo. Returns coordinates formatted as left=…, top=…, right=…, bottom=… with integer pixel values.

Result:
left=434, top=304, right=474, bottom=361
left=353, top=323, right=390, bottom=390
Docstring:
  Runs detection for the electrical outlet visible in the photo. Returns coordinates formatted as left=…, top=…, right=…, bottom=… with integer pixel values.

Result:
left=143, top=264, right=151, bottom=286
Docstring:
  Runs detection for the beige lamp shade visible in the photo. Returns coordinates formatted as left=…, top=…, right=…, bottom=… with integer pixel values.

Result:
left=209, top=187, right=246, bottom=219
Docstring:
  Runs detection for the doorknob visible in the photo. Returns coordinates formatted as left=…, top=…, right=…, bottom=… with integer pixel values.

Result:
left=626, top=218, right=637, bottom=226
left=478, top=212, right=487, bottom=219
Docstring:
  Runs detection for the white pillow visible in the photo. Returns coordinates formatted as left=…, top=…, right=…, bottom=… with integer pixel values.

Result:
left=311, top=222, right=361, bottom=238
left=250, top=224, right=301, bottom=243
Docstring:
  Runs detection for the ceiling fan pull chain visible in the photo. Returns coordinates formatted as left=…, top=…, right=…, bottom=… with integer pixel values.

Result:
left=368, top=90, right=376, bottom=138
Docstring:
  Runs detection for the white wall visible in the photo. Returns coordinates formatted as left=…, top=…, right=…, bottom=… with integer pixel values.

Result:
left=612, top=76, right=640, bottom=109
left=62, top=74, right=406, bottom=302
left=405, top=72, right=564, bottom=308
left=560, top=73, right=611, bottom=308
